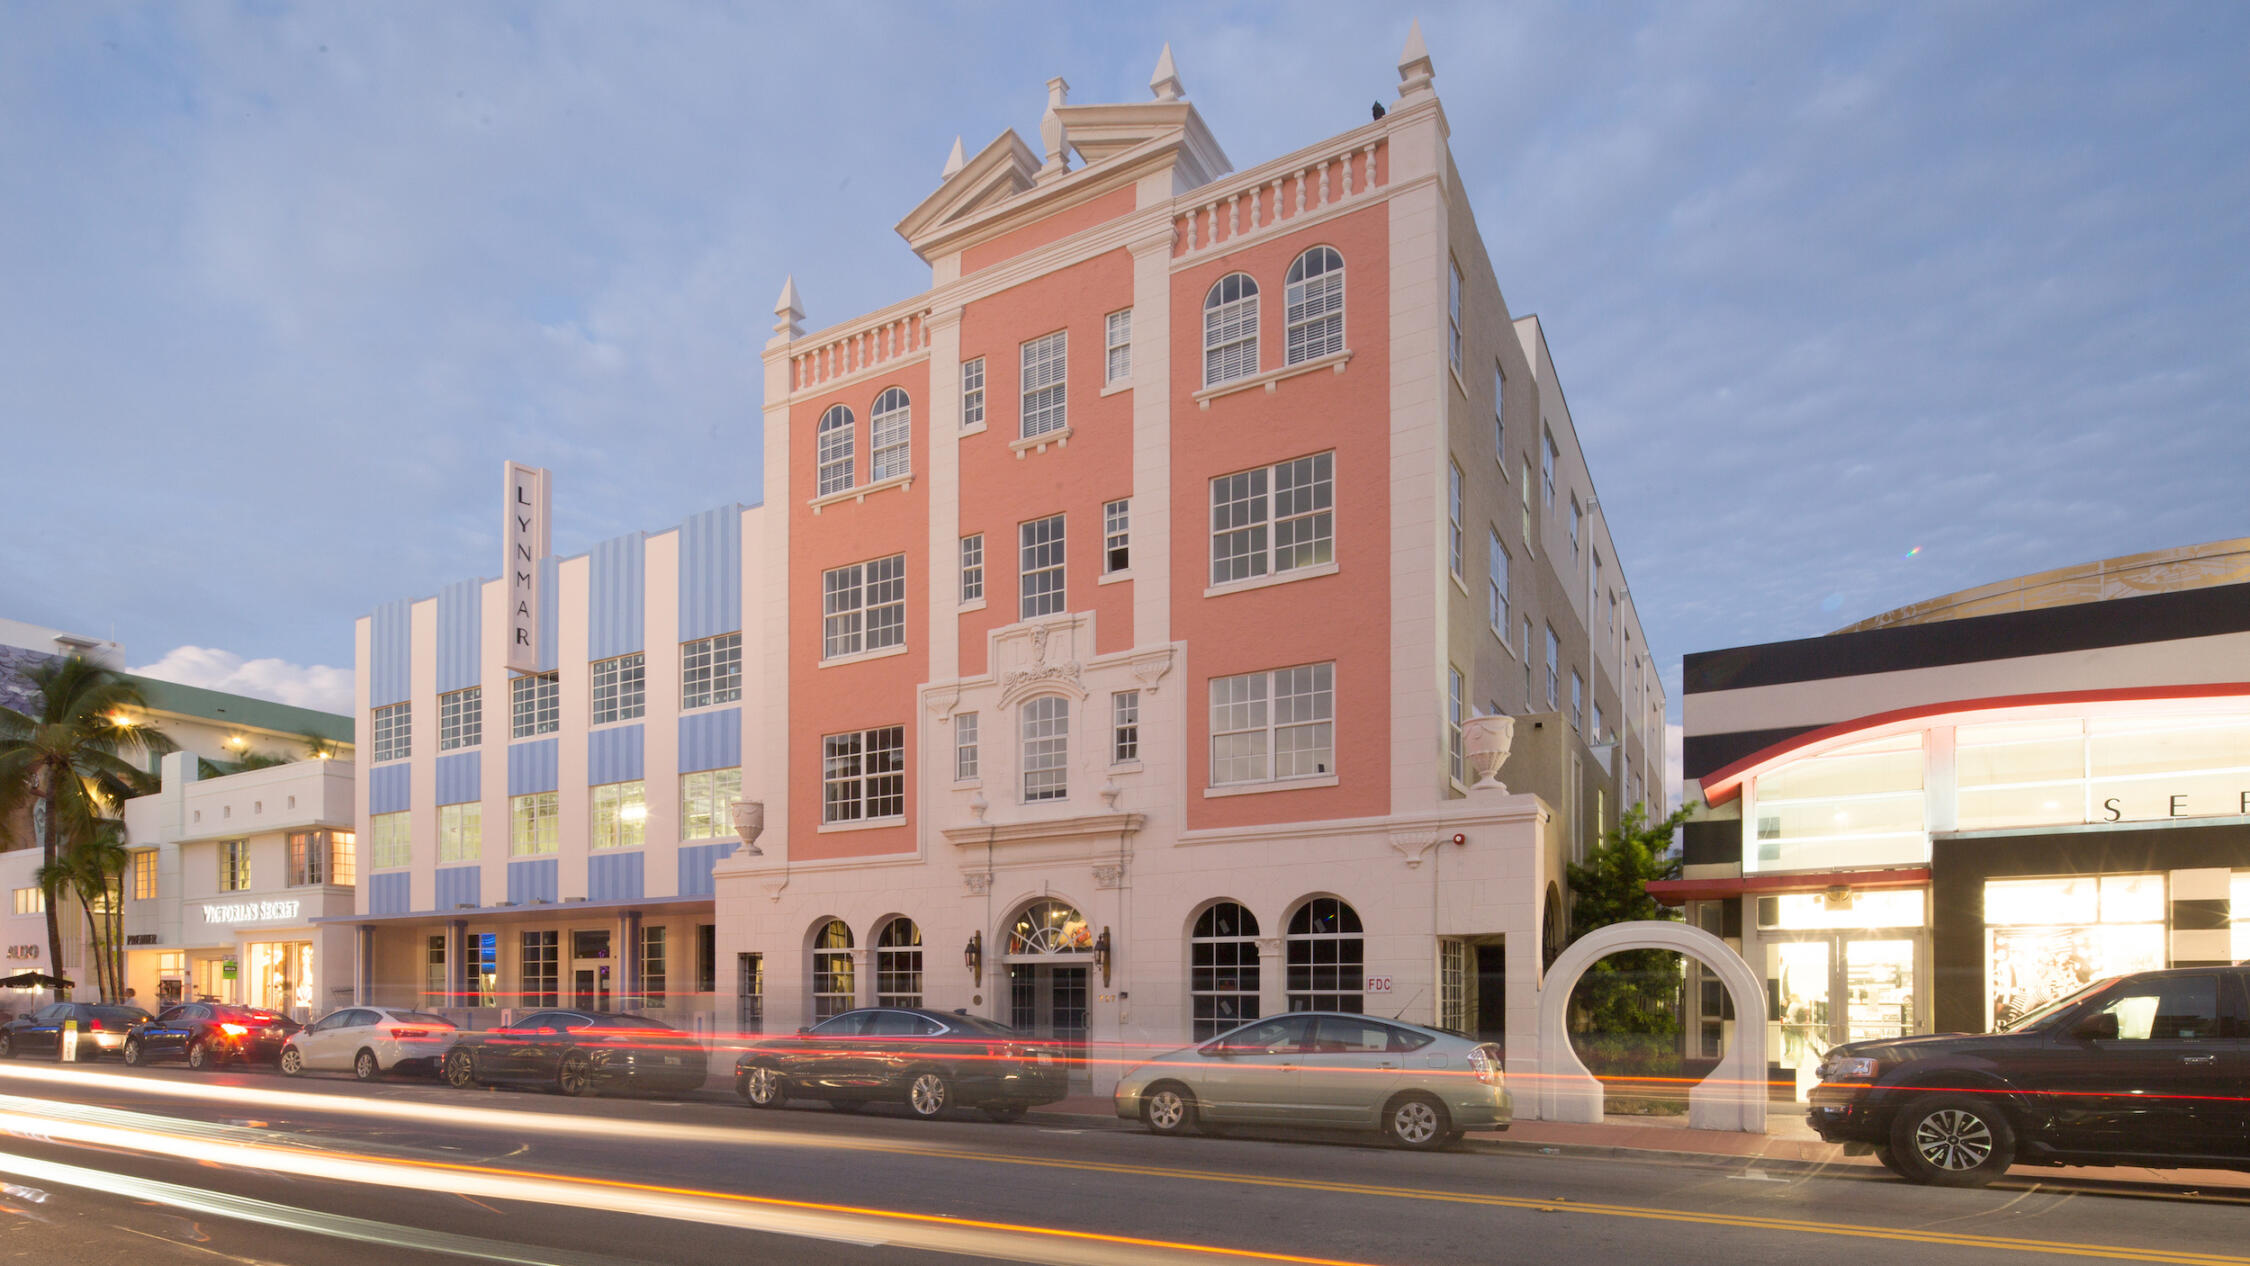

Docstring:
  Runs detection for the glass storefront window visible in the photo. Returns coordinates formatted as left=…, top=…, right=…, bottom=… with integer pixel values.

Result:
left=1959, top=712, right=2250, bottom=828
left=1758, top=889, right=1927, bottom=931
left=1749, top=733, right=1925, bottom=873
left=2234, top=874, right=2250, bottom=965
left=1984, top=875, right=2167, bottom=1030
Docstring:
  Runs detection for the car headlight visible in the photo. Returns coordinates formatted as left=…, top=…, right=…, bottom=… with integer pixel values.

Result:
left=1818, top=1056, right=1881, bottom=1082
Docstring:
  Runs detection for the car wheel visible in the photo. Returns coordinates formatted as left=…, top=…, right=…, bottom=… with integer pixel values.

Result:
left=1889, top=1094, right=2016, bottom=1187
left=280, top=1047, right=304, bottom=1077
left=982, top=1104, right=1028, bottom=1123
left=1385, top=1093, right=1452, bottom=1151
left=740, top=1064, right=786, bottom=1108
left=0, top=1032, right=13, bottom=1059
left=353, top=1049, right=381, bottom=1082
left=906, top=1071, right=951, bottom=1120
left=555, top=1050, right=592, bottom=1097
left=1141, top=1083, right=1198, bottom=1137
left=442, top=1049, right=479, bottom=1089
left=187, top=1039, right=211, bottom=1071
left=122, top=1038, right=143, bottom=1067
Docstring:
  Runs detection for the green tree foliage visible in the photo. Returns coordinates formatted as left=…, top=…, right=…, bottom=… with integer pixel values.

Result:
left=1564, top=800, right=1698, bottom=1037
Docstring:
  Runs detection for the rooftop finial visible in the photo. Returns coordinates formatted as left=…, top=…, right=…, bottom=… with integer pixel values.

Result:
left=773, top=275, right=804, bottom=341
left=1039, top=76, right=1070, bottom=180
left=941, top=135, right=966, bottom=179
left=1397, top=18, right=1434, bottom=97
left=1149, top=42, right=1184, bottom=101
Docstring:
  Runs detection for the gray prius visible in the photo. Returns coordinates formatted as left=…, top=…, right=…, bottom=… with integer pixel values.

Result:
left=1113, top=1012, right=1508, bottom=1150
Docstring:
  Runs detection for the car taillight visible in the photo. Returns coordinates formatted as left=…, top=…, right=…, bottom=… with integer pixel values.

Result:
left=1467, top=1046, right=1502, bottom=1086
left=219, top=1023, right=247, bottom=1037
left=391, top=1028, right=431, bottom=1040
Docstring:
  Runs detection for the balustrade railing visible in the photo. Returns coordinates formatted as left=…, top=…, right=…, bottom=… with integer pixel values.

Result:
left=1173, top=137, right=1387, bottom=258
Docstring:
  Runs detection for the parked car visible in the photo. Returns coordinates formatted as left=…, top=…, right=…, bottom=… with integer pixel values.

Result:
left=123, top=1003, right=301, bottom=1069
left=282, top=1007, right=458, bottom=1080
left=440, top=1009, right=707, bottom=1096
left=0, top=1002, right=151, bottom=1061
left=735, top=1007, right=1069, bottom=1120
left=1113, top=1012, right=1509, bottom=1150
left=1809, top=965, right=2250, bottom=1186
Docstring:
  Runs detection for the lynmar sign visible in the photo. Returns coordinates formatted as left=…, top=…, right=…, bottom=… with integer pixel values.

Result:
left=505, top=461, right=551, bottom=674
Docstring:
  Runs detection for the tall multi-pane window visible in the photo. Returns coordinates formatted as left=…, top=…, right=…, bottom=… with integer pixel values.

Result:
left=1020, top=331, right=1068, bottom=438
left=426, top=935, right=447, bottom=1004
left=1284, top=246, right=1345, bottom=364
left=1287, top=897, right=1365, bottom=1013
left=816, top=404, right=855, bottom=495
left=811, top=919, right=855, bottom=1021
left=869, top=386, right=911, bottom=481
left=1447, top=259, right=1463, bottom=372
left=1210, top=452, right=1334, bottom=585
left=1489, top=531, right=1510, bottom=632
left=1546, top=626, right=1561, bottom=709
left=511, top=672, right=559, bottom=738
left=591, top=653, right=646, bottom=725
left=331, top=831, right=357, bottom=885
left=470, top=932, right=496, bottom=1007
left=1569, top=495, right=1583, bottom=569
left=1203, top=274, right=1259, bottom=386
left=960, top=357, right=986, bottom=429
left=1103, top=499, right=1130, bottom=573
left=1210, top=663, right=1335, bottom=785
left=1105, top=309, right=1132, bottom=385
left=591, top=781, right=647, bottom=850
left=373, top=702, right=410, bottom=763
left=959, top=534, right=985, bottom=603
left=737, top=952, right=765, bottom=1034
left=438, top=801, right=482, bottom=864
left=1190, top=902, right=1261, bottom=1040
left=1590, top=553, right=1603, bottom=622
left=1570, top=671, right=1585, bottom=734
left=1493, top=363, right=1506, bottom=455
left=1542, top=431, right=1558, bottom=509
left=1519, top=459, right=1534, bottom=549
left=510, top=792, right=559, bottom=856
left=875, top=917, right=923, bottom=1007
left=680, top=767, right=742, bottom=840
left=369, top=813, right=410, bottom=870
left=439, top=687, right=481, bottom=751
left=822, top=727, right=905, bottom=823
left=132, top=849, right=157, bottom=901
left=1448, top=667, right=1467, bottom=785
left=1523, top=616, right=1535, bottom=698
left=822, top=554, right=907, bottom=659
left=1019, top=515, right=1066, bottom=618
left=1022, top=697, right=1070, bottom=802
left=1448, top=461, right=1464, bottom=577
left=680, top=632, right=742, bottom=709
left=288, top=830, right=336, bottom=886
left=1593, top=702, right=1607, bottom=744
left=954, top=712, right=980, bottom=781
left=637, top=925, right=667, bottom=1008
left=1111, top=691, right=1140, bottom=764
left=522, top=931, right=559, bottom=1008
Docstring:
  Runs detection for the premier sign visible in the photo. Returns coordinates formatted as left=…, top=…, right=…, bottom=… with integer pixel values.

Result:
left=505, top=461, right=552, bottom=674
left=201, top=900, right=302, bottom=925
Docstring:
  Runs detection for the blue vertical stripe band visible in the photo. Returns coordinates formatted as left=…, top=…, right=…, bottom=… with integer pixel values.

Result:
left=436, top=578, right=484, bottom=694
left=588, top=724, right=645, bottom=786
left=677, top=708, right=742, bottom=774
left=434, top=753, right=481, bottom=806
left=369, top=764, right=411, bottom=815
left=507, top=858, right=559, bottom=904
left=677, top=841, right=739, bottom=898
left=678, top=504, right=742, bottom=643
left=369, top=872, right=412, bottom=915
left=435, top=866, right=481, bottom=911
left=588, top=852, right=645, bottom=903
left=589, top=532, right=647, bottom=661
left=506, top=739, right=559, bottom=796
left=370, top=599, right=413, bottom=706
left=537, top=555, right=559, bottom=673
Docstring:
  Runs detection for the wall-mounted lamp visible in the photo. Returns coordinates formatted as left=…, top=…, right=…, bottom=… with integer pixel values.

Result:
left=963, top=930, right=983, bottom=986
left=1094, top=927, right=1112, bottom=987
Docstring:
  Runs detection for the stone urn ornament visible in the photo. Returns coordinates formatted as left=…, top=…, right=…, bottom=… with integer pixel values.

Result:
left=729, top=799, right=766, bottom=856
left=1463, top=713, right=1515, bottom=790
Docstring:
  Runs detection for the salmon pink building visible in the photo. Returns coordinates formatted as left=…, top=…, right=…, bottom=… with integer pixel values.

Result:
left=339, top=31, right=1665, bottom=1097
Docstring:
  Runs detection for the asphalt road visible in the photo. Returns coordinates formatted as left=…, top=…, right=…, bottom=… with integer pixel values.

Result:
left=0, top=1058, right=2243, bottom=1265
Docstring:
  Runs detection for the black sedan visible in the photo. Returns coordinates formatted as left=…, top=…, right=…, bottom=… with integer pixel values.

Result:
left=123, top=1003, right=301, bottom=1069
left=0, top=1002, right=150, bottom=1061
left=735, top=1007, right=1068, bottom=1121
left=440, top=1009, right=708, bottom=1097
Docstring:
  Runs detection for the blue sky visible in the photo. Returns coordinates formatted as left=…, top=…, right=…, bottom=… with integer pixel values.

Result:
left=2, top=2, right=2244, bottom=721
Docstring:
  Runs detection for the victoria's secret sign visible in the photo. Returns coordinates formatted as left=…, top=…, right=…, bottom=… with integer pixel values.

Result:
left=201, top=900, right=302, bottom=925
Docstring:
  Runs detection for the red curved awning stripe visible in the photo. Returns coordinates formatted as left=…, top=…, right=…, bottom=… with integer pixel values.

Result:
left=1697, top=682, right=2250, bottom=807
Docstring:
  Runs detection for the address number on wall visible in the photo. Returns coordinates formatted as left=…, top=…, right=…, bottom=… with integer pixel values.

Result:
left=1366, top=976, right=1394, bottom=994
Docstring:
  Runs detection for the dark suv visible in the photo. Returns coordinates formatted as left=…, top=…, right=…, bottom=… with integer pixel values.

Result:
left=1809, top=965, right=2250, bottom=1186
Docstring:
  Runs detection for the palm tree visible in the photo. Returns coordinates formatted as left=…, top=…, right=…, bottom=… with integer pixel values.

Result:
left=0, top=657, right=174, bottom=995
left=37, top=819, right=129, bottom=1000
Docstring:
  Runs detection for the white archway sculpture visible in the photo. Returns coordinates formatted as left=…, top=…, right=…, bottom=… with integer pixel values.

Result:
left=1534, top=921, right=1767, bottom=1133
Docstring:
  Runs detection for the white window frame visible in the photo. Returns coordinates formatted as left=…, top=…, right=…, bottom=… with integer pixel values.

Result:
left=680, top=632, right=742, bottom=709
left=1105, top=309, right=1132, bottom=385
left=816, top=404, right=855, bottom=496
left=1020, top=331, right=1068, bottom=438
left=511, top=672, right=559, bottom=738
left=954, top=712, right=980, bottom=782
left=822, top=554, right=907, bottom=660
left=219, top=838, right=255, bottom=890
left=510, top=791, right=559, bottom=857
left=1208, top=662, right=1335, bottom=786
left=1202, top=273, right=1259, bottom=386
left=373, top=702, right=410, bottom=763
left=1112, top=690, right=1140, bottom=765
left=1209, top=451, right=1335, bottom=586
left=870, top=386, right=911, bottom=482
left=439, top=687, right=480, bottom=752
left=369, top=813, right=410, bottom=871
left=960, top=357, right=986, bottom=429
left=1284, top=246, right=1345, bottom=364
left=1571, top=671, right=1585, bottom=734
left=1448, top=666, right=1466, bottom=786
left=1489, top=530, right=1510, bottom=633
left=590, top=652, right=646, bottom=726
left=1542, top=431, right=1558, bottom=509
left=438, top=802, right=482, bottom=865
left=1448, top=460, right=1464, bottom=578
left=1447, top=258, right=1463, bottom=373
left=959, top=533, right=985, bottom=603
left=822, top=726, right=905, bottom=824
left=1103, top=498, right=1130, bottom=574
left=591, top=780, right=647, bottom=851
left=1519, top=458, right=1534, bottom=552
left=679, top=767, right=742, bottom=841
left=1493, top=363, right=1506, bottom=458
left=1019, top=514, right=1066, bottom=619
left=1021, top=696, right=1071, bottom=803
left=1545, top=626, right=1561, bottom=710
left=1570, top=494, right=1583, bottom=569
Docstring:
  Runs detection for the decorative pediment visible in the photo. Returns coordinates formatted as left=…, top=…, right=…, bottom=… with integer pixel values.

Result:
left=895, top=131, right=1040, bottom=246
left=1053, top=102, right=1231, bottom=188
left=994, top=615, right=1090, bottom=709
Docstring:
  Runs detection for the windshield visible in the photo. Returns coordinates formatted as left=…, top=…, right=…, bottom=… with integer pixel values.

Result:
left=1998, top=977, right=2118, bottom=1032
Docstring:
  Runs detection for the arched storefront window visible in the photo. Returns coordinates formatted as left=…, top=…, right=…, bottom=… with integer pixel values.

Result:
left=1007, top=898, right=1092, bottom=955
left=875, top=916, right=922, bottom=1007
left=1286, top=897, right=1363, bottom=1013
left=810, top=918, right=855, bottom=1021
left=1190, top=901, right=1260, bottom=1040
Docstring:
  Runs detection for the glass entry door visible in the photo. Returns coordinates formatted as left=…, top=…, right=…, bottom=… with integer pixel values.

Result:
left=1765, top=931, right=1923, bottom=1100
left=1843, top=937, right=1915, bottom=1043
left=1008, top=962, right=1090, bottom=1082
left=572, top=931, right=612, bottom=1012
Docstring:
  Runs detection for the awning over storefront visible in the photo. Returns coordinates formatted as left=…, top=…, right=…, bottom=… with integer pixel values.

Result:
left=1646, top=867, right=1931, bottom=907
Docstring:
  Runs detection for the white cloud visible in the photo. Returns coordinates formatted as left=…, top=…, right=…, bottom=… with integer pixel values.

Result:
left=130, top=646, right=353, bottom=715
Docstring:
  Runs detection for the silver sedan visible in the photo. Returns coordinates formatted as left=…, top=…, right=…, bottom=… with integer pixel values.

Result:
left=1114, top=1012, right=1508, bottom=1150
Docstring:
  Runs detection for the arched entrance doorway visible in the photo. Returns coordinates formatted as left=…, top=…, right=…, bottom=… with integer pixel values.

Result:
left=1003, top=897, right=1093, bottom=1078
left=1534, top=922, right=1767, bottom=1133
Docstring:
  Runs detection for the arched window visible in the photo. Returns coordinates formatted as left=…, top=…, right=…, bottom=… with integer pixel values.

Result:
left=1202, top=273, right=1259, bottom=387
left=874, top=916, right=922, bottom=1007
left=869, top=387, right=911, bottom=482
left=1007, top=898, right=1092, bottom=954
left=1190, top=902, right=1261, bottom=1040
left=1021, top=696, right=1070, bottom=802
left=815, top=405, right=855, bottom=496
left=1284, top=247, right=1345, bottom=364
left=810, top=918, right=855, bottom=1020
left=1286, top=897, right=1364, bottom=1013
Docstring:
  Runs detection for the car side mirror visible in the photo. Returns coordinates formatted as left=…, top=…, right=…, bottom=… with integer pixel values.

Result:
left=2072, top=1013, right=2119, bottom=1042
